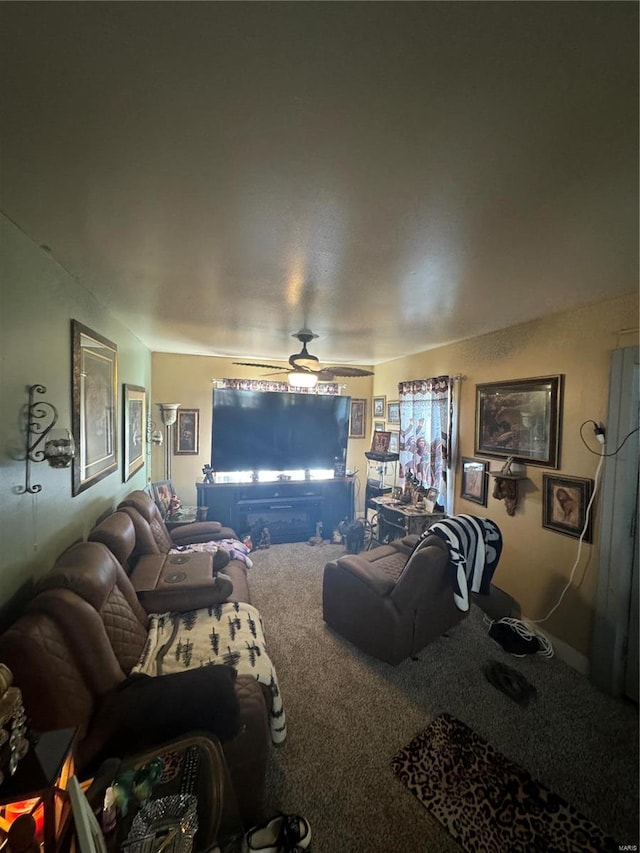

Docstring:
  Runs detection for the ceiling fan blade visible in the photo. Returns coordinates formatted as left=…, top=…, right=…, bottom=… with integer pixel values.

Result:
left=232, top=361, right=288, bottom=371
left=319, top=366, right=375, bottom=378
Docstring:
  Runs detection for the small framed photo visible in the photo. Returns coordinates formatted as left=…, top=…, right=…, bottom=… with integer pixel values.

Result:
left=387, top=401, right=400, bottom=424
left=152, top=479, right=176, bottom=518
left=349, top=398, right=366, bottom=438
left=371, top=431, right=391, bottom=454
left=423, top=486, right=439, bottom=513
left=174, top=408, right=200, bottom=455
left=373, top=420, right=385, bottom=432
left=373, top=396, right=386, bottom=418
left=543, top=474, right=594, bottom=541
left=123, top=384, right=146, bottom=482
left=460, top=457, right=488, bottom=506
left=388, top=430, right=399, bottom=454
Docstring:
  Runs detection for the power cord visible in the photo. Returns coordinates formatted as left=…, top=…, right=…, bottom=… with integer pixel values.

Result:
left=484, top=419, right=619, bottom=657
left=580, top=419, right=639, bottom=457
left=527, top=448, right=605, bottom=626
left=483, top=613, right=554, bottom=658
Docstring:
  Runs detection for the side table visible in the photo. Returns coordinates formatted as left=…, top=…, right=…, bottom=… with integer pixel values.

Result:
left=164, top=508, right=198, bottom=531
left=102, top=733, right=242, bottom=853
left=370, top=496, right=445, bottom=542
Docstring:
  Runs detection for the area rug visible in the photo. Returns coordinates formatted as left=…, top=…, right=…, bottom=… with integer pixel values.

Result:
left=391, top=713, right=619, bottom=853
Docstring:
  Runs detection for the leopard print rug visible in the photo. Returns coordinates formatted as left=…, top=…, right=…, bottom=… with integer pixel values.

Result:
left=391, top=713, right=618, bottom=853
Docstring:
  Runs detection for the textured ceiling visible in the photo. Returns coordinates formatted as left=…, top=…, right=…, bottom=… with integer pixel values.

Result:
left=1, top=2, right=637, bottom=367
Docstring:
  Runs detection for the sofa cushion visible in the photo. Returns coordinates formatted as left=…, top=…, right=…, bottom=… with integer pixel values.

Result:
left=81, top=665, right=241, bottom=770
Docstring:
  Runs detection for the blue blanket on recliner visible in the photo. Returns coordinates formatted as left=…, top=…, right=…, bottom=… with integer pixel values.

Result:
left=426, top=515, right=502, bottom=612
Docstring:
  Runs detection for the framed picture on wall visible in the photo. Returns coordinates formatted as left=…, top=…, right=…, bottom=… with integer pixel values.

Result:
left=123, top=384, right=146, bottom=481
left=349, top=398, right=366, bottom=438
left=388, top=430, right=399, bottom=454
left=460, top=457, right=488, bottom=506
left=174, top=408, right=200, bottom=455
left=373, top=420, right=385, bottom=432
left=373, top=396, right=386, bottom=418
left=71, top=320, right=118, bottom=495
left=475, top=375, right=563, bottom=467
left=542, top=474, right=593, bottom=541
left=387, top=401, right=400, bottom=424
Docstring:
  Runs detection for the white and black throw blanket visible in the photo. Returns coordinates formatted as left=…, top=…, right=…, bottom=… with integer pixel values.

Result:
left=424, top=514, right=502, bottom=611
left=132, top=603, right=286, bottom=744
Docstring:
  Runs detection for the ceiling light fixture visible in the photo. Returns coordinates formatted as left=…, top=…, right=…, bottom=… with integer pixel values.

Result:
left=288, top=372, right=318, bottom=389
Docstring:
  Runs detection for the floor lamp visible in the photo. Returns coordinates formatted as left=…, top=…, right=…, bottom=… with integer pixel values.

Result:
left=156, top=403, right=180, bottom=481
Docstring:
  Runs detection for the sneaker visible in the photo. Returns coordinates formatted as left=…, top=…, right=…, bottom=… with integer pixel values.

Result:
left=245, top=812, right=312, bottom=852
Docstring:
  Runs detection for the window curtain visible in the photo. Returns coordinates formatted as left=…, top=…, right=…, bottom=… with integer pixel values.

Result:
left=398, top=376, right=456, bottom=512
left=219, top=379, right=340, bottom=395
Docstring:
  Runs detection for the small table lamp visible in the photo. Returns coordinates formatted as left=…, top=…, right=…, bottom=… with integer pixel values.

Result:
left=0, top=728, right=77, bottom=853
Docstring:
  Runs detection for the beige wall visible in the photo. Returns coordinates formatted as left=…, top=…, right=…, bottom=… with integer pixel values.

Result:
left=151, top=354, right=374, bottom=514
left=0, top=214, right=152, bottom=604
left=374, top=293, right=639, bottom=660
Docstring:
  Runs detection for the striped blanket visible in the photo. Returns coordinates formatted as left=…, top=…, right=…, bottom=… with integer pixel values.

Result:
left=423, top=515, right=502, bottom=611
left=132, top=602, right=286, bottom=744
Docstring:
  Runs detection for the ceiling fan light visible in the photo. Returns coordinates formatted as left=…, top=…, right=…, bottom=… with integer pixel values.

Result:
left=288, top=371, right=318, bottom=389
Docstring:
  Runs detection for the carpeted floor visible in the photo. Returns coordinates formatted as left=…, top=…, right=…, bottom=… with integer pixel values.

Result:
left=248, top=542, right=639, bottom=853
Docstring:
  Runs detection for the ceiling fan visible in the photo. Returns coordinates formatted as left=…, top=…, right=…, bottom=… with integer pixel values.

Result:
left=233, top=329, right=374, bottom=384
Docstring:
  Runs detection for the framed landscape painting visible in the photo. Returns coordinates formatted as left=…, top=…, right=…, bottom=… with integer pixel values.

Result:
left=123, top=384, right=146, bottom=481
left=71, top=320, right=118, bottom=495
left=475, top=375, right=563, bottom=467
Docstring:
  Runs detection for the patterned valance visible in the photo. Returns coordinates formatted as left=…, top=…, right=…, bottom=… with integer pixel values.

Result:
left=219, top=378, right=340, bottom=395
left=398, top=376, right=452, bottom=398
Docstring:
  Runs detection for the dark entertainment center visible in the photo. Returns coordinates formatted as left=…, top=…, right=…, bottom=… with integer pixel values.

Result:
left=196, top=478, right=355, bottom=544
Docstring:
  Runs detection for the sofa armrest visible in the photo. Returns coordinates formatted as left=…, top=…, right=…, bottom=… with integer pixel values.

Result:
left=327, top=554, right=396, bottom=596
left=170, top=521, right=222, bottom=542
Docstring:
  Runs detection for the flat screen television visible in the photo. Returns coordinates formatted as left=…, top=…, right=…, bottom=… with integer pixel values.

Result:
left=211, top=389, right=351, bottom=474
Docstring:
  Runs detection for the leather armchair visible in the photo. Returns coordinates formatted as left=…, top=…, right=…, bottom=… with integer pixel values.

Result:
left=322, top=535, right=468, bottom=665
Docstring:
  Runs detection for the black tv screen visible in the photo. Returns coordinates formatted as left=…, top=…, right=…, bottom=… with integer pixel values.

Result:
left=211, top=389, right=351, bottom=473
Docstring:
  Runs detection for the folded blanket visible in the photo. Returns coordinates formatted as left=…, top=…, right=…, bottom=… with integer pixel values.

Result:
left=132, top=602, right=285, bottom=744
left=171, top=537, right=253, bottom=568
left=427, top=515, right=502, bottom=612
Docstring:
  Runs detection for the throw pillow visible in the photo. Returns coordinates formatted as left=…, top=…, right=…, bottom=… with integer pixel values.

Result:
left=84, top=665, right=240, bottom=769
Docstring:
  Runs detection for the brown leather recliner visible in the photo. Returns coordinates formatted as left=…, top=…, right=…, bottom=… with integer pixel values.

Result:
left=117, top=490, right=237, bottom=561
left=322, top=534, right=468, bottom=665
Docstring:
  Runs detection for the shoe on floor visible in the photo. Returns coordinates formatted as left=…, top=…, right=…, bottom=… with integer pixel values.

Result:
left=245, top=812, right=311, bottom=852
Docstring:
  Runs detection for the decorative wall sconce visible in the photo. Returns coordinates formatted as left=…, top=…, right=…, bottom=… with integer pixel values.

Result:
left=18, top=385, right=75, bottom=494
left=156, top=403, right=181, bottom=480
left=146, top=415, right=164, bottom=452
left=489, top=457, right=527, bottom=516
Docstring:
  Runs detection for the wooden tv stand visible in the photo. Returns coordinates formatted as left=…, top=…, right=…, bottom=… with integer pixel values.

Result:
left=196, top=478, right=355, bottom=544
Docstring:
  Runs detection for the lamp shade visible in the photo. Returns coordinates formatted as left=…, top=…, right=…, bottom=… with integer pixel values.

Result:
left=156, top=403, right=181, bottom=426
left=0, top=728, right=76, bottom=853
left=288, top=372, right=318, bottom=389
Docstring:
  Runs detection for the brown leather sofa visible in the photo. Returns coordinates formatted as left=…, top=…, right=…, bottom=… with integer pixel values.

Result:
left=323, top=534, right=468, bottom=665
left=0, top=534, right=271, bottom=824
